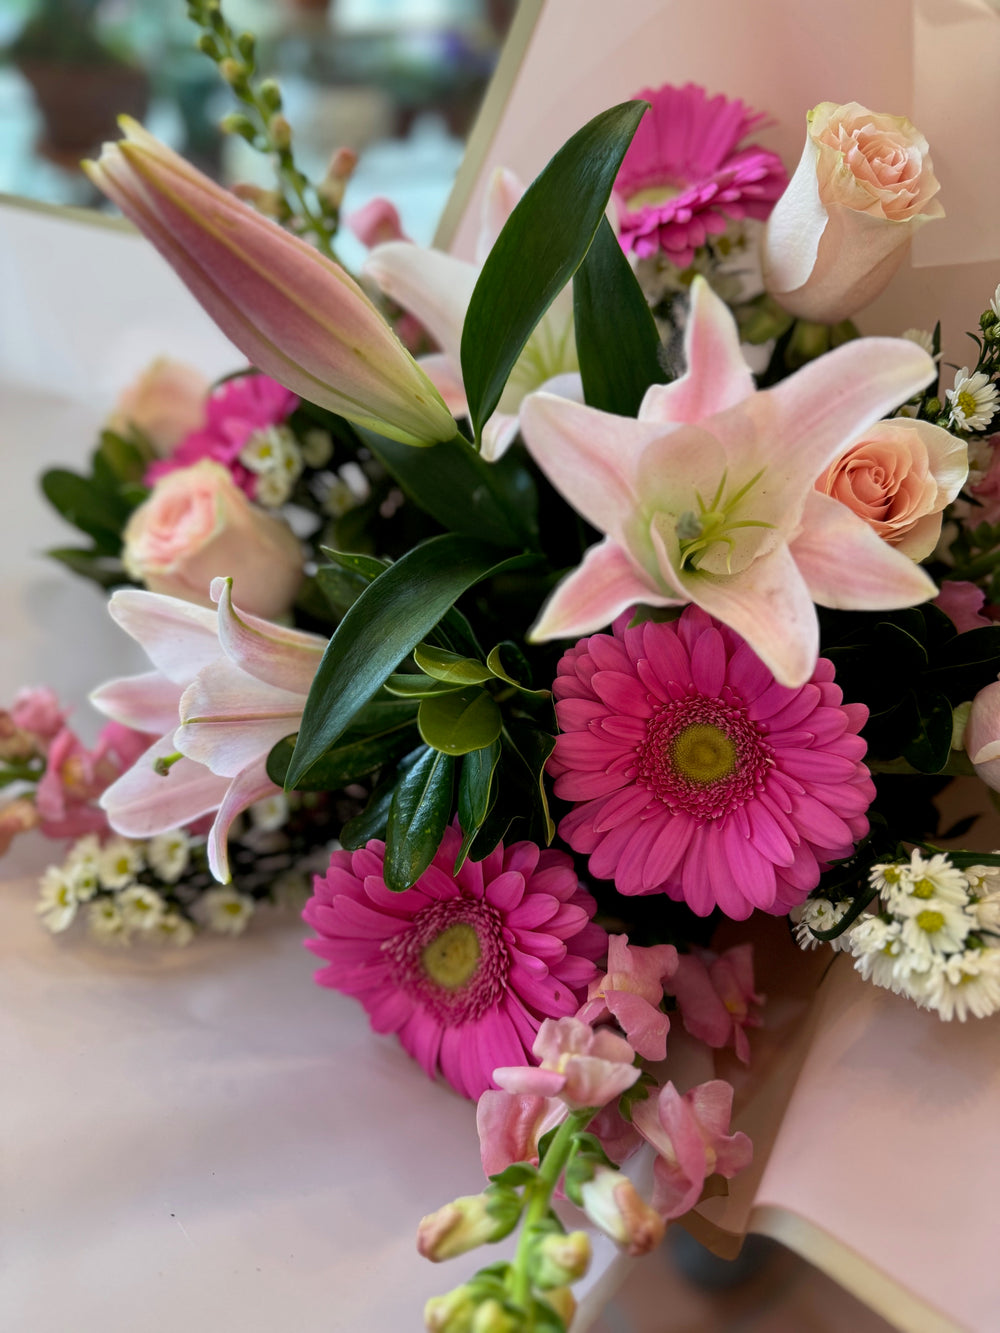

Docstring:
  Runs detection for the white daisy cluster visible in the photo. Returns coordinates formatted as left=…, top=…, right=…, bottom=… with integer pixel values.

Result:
left=946, top=367, right=999, bottom=434
left=34, top=831, right=256, bottom=948
left=793, top=850, right=1000, bottom=1021
left=239, top=424, right=306, bottom=507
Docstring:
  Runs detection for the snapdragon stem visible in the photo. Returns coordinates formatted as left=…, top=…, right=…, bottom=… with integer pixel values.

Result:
left=507, top=1106, right=594, bottom=1326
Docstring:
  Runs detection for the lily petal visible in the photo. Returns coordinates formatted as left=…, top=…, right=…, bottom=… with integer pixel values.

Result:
left=530, top=538, right=676, bottom=642
left=363, top=242, right=477, bottom=367
left=791, top=491, right=937, bottom=610
left=90, top=671, right=184, bottom=734
left=211, top=577, right=324, bottom=695
left=107, top=590, right=222, bottom=685
left=207, top=758, right=278, bottom=883
left=99, top=732, right=231, bottom=836
left=476, top=167, right=524, bottom=262
left=177, top=660, right=306, bottom=777
left=639, top=276, right=754, bottom=424
left=419, top=353, right=469, bottom=417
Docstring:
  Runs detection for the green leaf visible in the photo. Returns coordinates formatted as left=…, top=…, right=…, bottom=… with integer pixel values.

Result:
left=356, top=425, right=539, bottom=550
left=313, top=565, right=373, bottom=619
left=902, top=691, right=954, bottom=774
left=414, top=643, right=493, bottom=685
left=266, top=718, right=419, bottom=791
left=460, top=100, right=648, bottom=442
left=40, top=469, right=128, bottom=552
left=96, top=430, right=151, bottom=485
left=317, top=547, right=389, bottom=580
left=488, top=1162, right=539, bottom=1188
left=339, top=746, right=426, bottom=849
left=467, top=723, right=556, bottom=861
left=486, top=642, right=549, bottom=698
left=383, top=672, right=464, bottom=698
left=419, top=687, right=502, bottom=756
left=385, top=746, right=455, bottom=891
left=573, top=214, right=667, bottom=415
left=287, top=534, right=533, bottom=788
left=45, top=547, right=127, bottom=590
left=457, top=738, right=501, bottom=867
left=506, top=721, right=557, bottom=844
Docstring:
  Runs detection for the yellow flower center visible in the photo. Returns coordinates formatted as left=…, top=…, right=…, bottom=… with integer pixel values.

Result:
left=912, top=877, right=937, bottom=899
left=670, top=723, right=736, bottom=784
left=955, top=389, right=979, bottom=420
left=915, top=909, right=945, bottom=934
left=422, top=922, right=481, bottom=990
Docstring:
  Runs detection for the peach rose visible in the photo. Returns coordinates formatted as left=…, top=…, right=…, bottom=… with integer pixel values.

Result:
left=107, top=358, right=209, bottom=454
left=122, top=460, right=302, bottom=617
left=816, top=418, right=967, bottom=562
left=763, top=102, right=944, bottom=324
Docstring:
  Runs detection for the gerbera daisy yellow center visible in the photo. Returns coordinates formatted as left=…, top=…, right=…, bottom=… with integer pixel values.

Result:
left=421, top=923, right=481, bottom=990
left=670, top=723, right=736, bottom=784
left=955, top=389, right=979, bottom=421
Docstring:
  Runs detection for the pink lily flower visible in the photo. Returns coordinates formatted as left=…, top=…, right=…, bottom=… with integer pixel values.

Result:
left=83, top=119, right=455, bottom=449
left=576, top=934, right=679, bottom=1062
left=518, top=276, right=937, bottom=688
left=493, top=1016, right=640, bottom=1109
left=667, top=944, right=763, bottom=1065
left=92, top=577, right=325, bottom=881
left=631, top=1079, right=752, bottom=1221
left=363, top=168, right=581, bottom=461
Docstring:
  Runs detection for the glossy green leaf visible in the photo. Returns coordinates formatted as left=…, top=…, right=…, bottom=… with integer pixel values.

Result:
left=317, top=547, right=389, bottom=580
left=383, top=672, right=464, bottom=698
left=385, top=746, right=455, bottom=891
left=486, top=642, right=549, bottom=698
left=573, top=214, right=667, bottom=415
left=902, top=691, right=953, bottom=774
left=456, top=738, right=501, bottom=868
left=414, top=643, right=493, bottom=685
left=97, top=430, right=151, bottom=484
left=41, top=469, right=128, bottom=552
left=460, top=100, right=648, bottom=442
left=418, top=686, right=502, bottom=756
left=286, top=534, right=533, bottom=789
left=355, top=426, right=539, bottom=550
left=339, top=746, right=426, bottom=849
left=266, top=715, right=419, bottom=791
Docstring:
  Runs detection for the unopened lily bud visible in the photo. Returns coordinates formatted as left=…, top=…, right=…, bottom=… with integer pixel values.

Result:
left=471, top=1299, right=521, bottom=1333
left=417, top=1191, right=518, bottom=1262
left=530, top=1230, right=591, bottom=1290
left=425, top=1285, right=477, bottom=1333
left=540, top=1288, right=576, bottom=1328
left=579, top=1166, right=665, bottom=1257
left=269, top=114, right=292, bottom=152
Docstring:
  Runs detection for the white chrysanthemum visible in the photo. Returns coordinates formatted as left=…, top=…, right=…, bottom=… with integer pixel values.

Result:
left=249, top=793, right=289, bottom=833
left=790, top=897, right=856, bottom=951
left=899, top=897, right=973, bottom=959
left=946, top=367, right=999, bottom=433
left=99, top=837, right=145, bottom=890
left=117, top=885, right=166, bottom=931
left=300, top=428, right=333, bottom=468
left=964, top=861, right=1000, bottom=895
left=147, top=830, right=190, bottom=883
left=850, top=916, right=904, bottom=988
left=155, top=911, right=195, bottom=948
left=924, top=948, right=1000, bottom=1021
left=202, top=887, right=255, bottom=935
left=64, top=851, right=100, bottom=902
left=240, top=425, right=303, bottom=507
left=66, top=833, right=101, bottom=870
left=901, top=328, right=936, bottom=359
left=972, top=892, right=1000, bottom=935
left=36, top=866, right=78, bottom=933
left=990, top=284, right=1000, bottom=322
left=883, top=850, right=968, bottom=915
left=322, top=477, right=358, bottom=518
left=87, top=898, right=129, bottom=946
left=868, top=860, right=911, bottom=896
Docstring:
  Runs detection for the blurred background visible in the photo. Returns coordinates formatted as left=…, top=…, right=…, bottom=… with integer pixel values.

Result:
left=0, top=0, right=517, bottom=263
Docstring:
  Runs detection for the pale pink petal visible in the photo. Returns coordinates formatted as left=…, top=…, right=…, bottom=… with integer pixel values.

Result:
left=363, top=242, right=477, bottom=367
left=476, top=1090, right=567, bottom=1176
left=90, top=671, right=184, bottom=734
left=177, top=661, right=306, bottom=777
left=100, top=732, right=230, bottom=836
left=639, top=276, right=754, bottom=424
left=480, top=411, right=521, bottom=463
left=530, top=538, right=676, bottom=642
left=791, top=491, right=937, bottom=610
left=211, top=577, right=324, bottom=694
left=107, top=589, right=221, bottom=685
left=605, top=991, right=670, bottom=1061
left=207, top=757, right=279, bottom=882
left=476, top=167, right=524, bottom=263
left=420, top=353, right=468, bottom=417
left=492, top=1066, right=567, bottom=1098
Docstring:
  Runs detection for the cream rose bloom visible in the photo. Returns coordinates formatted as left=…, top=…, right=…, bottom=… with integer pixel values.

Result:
left=107, top=358, right=209, bottom=454
left=763, top=102, right=944, bottom=324
left=816, top=418, right=967, bottom=561
left=122, top=460, right=302, bottom=617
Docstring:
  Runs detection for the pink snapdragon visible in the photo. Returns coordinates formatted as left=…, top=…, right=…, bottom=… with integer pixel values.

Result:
left=934, top=581, right=992, bottom=633
left=578, top=1166, right=665, bottom=1256
left=493, top=1017, right=640, bottom=1109
left=476, top=1091, right=568, bottom=1178
left=667, top=945, right=763, bottom=1064
left=631, top=1080, right=752, bottom=1220
left=34, top=720, right=152, bottom=840
left=576, top=935, right=678, bottom=1061
left=11, top=686, right=66, bottom=741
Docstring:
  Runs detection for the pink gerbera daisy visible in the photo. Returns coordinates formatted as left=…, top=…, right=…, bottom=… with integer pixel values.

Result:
left=146, top=373, right=299, bottom=497
left=614, top=83, right=787, bottom=267
left=548, top=607, right=874, bottom=920
left=303, top=825, right=607, bottom=1100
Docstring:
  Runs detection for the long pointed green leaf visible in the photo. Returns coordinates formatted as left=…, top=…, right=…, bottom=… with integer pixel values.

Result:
left=385, top=746, right=455, bottom=891
left=574, top=215, right=667, bottom=415
left=286, top=534, right=535, bottom=788
left=460, top=100, right=648, bottom=443
left=456, top=739, right=501, bottom=869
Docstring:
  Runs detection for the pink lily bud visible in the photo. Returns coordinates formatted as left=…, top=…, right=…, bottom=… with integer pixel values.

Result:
left=579, top=1166, right=665, bottom=1256
left=84, top=119, right=456, bottom=449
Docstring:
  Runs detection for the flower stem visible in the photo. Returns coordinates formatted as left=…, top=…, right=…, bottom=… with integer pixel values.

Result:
left=507, top=1107, right=593, bottom=1327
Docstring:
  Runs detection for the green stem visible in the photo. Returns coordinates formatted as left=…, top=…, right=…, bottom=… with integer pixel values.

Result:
left=507, top=1108, right=593, bottom=1326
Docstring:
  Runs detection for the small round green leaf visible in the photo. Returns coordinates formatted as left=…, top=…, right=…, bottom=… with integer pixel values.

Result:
left=418, top=687, right=502, bottom=756
left=414, top=643, right=493, bottom=686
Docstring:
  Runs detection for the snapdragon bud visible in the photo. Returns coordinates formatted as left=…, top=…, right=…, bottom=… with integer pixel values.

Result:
left=530, top=1230, right=591, bottom=1289
left=579, top=1166, right=665, bottom=1257
left=417, top=1189, right=520, bottom=1262
left=540, top=1287, right=576, bottom=1327
left=471, top=1299, right=521, bottom=1333
left=269, top=114, right=293, bottom=152
left=425, top=1286, right=477, bottom=1333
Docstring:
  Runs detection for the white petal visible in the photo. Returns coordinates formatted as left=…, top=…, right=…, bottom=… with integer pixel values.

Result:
left=108, top=590, right=221, bottom=685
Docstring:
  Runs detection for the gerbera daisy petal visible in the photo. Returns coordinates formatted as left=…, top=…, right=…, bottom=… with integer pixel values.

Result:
left=304, top=825, right=605, bottom=1099
left=550, top=608, right=871, bottom=918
